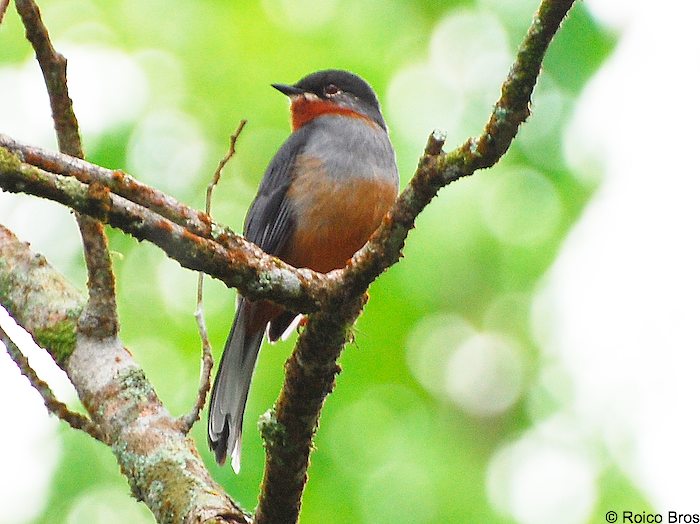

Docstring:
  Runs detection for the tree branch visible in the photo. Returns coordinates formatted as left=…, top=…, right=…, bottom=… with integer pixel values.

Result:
left=255, top=295, right=365, bottom=524
left=15, top=0, right=82, bottom=156
left=15, top=0, right=119, bottom=338
left=0, top=133, right=212, bottom=237
left=344, top=0, right=576, bottom=295
left=0, top=225, right=249, bottom=524
left=0, top=146, right=327, bottom=316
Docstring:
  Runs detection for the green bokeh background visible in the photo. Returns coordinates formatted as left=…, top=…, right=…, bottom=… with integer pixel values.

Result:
left=0, top=0, right=650, bottom=522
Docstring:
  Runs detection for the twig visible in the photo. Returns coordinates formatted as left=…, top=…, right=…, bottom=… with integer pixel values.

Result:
left=1, top=328, right=106, bottom=442
left=207, top=121, right=248, bottom=217
left=179, top=120, right=247, bottom=433
left=180, top=303, right=216, bottom=434
left=15, top=0, right=118, bottom=339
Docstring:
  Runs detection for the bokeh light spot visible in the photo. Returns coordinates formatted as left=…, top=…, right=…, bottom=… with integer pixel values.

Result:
left=407, top=314, right=526, bottom=416
left=126, top=109, right=209, bottom=196
left=446, top=332, right=525, bottom=416
left=61, top=44, right=149, bottom=136
left=406, top=313, right=475, bottom=398
left=262, top=0, right=338, bottom=32
left=386, top=7, right=512, bottom=150
left=585, top=0, right=635, bottom=30
left=0, top=60, right=65, bottom=146
left=134, top=49, right=186, bottom=109
left=387, top=63, right=463, bottom=150
left=360, top=461, right=437, bottom=524
left=429, top=9, right=511, bottom=95
left=478, top=167, right=561, bottom=247
left=487, top=417, right=598, bottom=524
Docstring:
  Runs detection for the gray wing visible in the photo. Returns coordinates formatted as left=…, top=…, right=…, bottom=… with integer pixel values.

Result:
left=243, top=126, right=313, bottom=254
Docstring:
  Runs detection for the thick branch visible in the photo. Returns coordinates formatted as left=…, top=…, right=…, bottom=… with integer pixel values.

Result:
left=255, top=295, right=365, bottom=524
left=0, top=147, right=327, bottom=316
left=0, top=225, right=249, bottom=524
left=0, top=133, right=211, bottom=236
left=343, top=0, right=575, bottom=294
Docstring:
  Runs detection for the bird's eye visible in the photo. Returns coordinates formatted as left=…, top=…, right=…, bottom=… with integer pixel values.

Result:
left=324, top=84, right=339, bottom=96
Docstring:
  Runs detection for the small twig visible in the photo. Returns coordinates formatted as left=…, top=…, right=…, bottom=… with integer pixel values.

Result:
left=179, top=120, right=247, bottom=433
left=207, top=120, right=248, bottom=216
left=15, top=0, right=118, bottom=339
left=1, top=328, right=106, bottom=442
left=179, top=304, right=215, bottom=434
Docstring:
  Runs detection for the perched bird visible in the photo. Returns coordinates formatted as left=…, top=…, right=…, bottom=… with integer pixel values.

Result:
left=208, top=70, right=399, bottom=471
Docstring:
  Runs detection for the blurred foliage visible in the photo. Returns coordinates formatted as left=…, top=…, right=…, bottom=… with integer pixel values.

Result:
left=0, top=0, right=651, bottom=523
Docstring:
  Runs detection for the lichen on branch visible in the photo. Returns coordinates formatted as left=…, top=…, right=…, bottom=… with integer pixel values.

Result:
left=0, top=225, right=248, bottom=524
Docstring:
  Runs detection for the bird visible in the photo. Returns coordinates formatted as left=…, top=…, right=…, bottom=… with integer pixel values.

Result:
left=207, top=69, right=399, bottom=472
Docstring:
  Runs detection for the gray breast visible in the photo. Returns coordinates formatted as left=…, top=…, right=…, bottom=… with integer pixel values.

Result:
left=302, top=115, right=399, bottom=187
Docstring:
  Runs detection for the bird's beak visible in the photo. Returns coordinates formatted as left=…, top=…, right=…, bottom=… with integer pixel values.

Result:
left=271, top=83, right=305, bottom=97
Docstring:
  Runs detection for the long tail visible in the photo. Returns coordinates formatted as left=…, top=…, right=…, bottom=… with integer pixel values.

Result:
left=208, top=299, right=265, bottom=472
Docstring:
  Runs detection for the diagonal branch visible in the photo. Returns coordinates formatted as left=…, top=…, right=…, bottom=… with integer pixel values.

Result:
left=0, top=133, right=212, bottom=237
left=344, top=0, right=577, bottom=295
left=15, top=0, right=82, bottom=156
left=15, top=0, right=119, bottom=339
left=255, top=295, right=366, bottom=524
left=0, top=147, right=327, bottom=315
